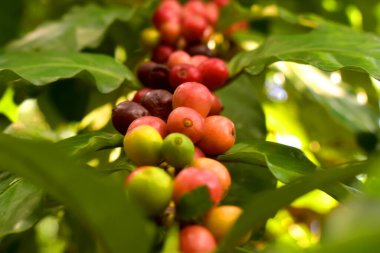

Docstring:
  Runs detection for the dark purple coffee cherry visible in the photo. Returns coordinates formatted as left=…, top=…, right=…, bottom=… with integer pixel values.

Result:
left=141, top=89, right=173, bottom=120
left=112, top=101, right=150, bottom=135
left=148, top=64, right=172, bottom=91
left=185, top=43, right=214, bottom=57
left=137, top=61, right=157, bottom=87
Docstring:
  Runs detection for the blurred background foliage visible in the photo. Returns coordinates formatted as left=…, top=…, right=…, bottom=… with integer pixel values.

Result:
left=0, top=0, right=380, bottom=252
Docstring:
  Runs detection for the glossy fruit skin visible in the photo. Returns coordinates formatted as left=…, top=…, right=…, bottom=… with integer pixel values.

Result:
left=172, top=82, right=213, bottom=117
left=123, top=125, right=163, bottom=165
left=159, top=21, right=181, bottom=45
left=190, top=55, right=208, bottom=67
left=204, top=205, right=252, bottom=244
left=182, top=15, right=208, bottom=42
left=169, top=64, right=202, bottom=89
left=209, top=92, right=223, bottom=115
left=132, top=87, right=152, bottom=104
left=127, top=116, right=168, bottom=138
left=151, top=45, right=173, bottom=64
left=173, top=167, right=223, bottom=205
left=148, top=64, right=171, bottom=90
left=112, top=101, right=150, bottom=135
left=180, top=225, right=217, bottom=253
left=197, top=115, right=235, bottom=155
left=167, top=50, right=191, bottom=69
left=162, top=133, right=195, bottom=168
left=191, top=157, right=231, bottom=194
left=140, top=89, right=173, bottom=120
left=167, top=107, right=204, bottom=143
left=126, top=166, right=173, bottom=216
left=137, top=61, right=157, bottom=87
left=198, top=58, right=229, bottom=90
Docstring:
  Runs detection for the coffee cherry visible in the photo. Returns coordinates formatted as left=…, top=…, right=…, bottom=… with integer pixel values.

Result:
left=127, top=116, right=168, bottom=138
left=167, top=107, right=204, bottom=143
left=159, top=22, right=181, bottom=45
left=180, top=225, right=217, bottom=253
left=204, top=205, right=252, bottom=244
left=126, top=166, right=173, bottom=216
left=169, top=64, right=202, bottom=88
left=197, top=115, right=235, bottom=155
left=190, top=55, right=209, bottom=67
left=185, top=43, right=214, bottom=57
left=172, top=82, right=213, bottom=117
left=173, top=167, right=223, bottom=205
left=112, top=101, right=150, bottom=135
left=209, top=92, right=223, bottom=115
left=167, top=50, right=191, bottom=69
left=152, top=6, right=180, bottom=29
left=182, top=15, right=208, bottom=42
left=140, top=27, right=160, bottom=49
left=123, top=125, right=163, bottom=165
left=160, top=0, right=182, bottom=15
left=137, top=61, right=157, bottom=86
left=205, top=2, right=219, bottom=26
left=132, top=87, right=152, bottom=104
left=183, top=0, right=206, bottom=17
left=193, top=146, right=206, bottom=160
left=198, top=58, right=229, bottom=90
left=148, top=64, right=171, bottom=90
left=162, top=133, right=194, bottom=168
left=151, top=45, right=173, bottom=64
left=141, top=89, right=173, bottom=120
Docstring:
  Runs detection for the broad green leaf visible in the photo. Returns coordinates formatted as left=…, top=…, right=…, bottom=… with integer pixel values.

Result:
left=176, top=186, right=213, bottom=222
left=0, top=134, right=154, bottom=253
left=0, top=52, right=136, bottom=93
left=229, top=23, right=380, bottom=80
left=6, top=4, right=136, bottom=53
left=217, top=73, right=267, bottom=142
left=0, top=173, right=43, bottom=237
left=218, top=141, right=317, bottom=183
left=217, top=162, right=367, bottom=252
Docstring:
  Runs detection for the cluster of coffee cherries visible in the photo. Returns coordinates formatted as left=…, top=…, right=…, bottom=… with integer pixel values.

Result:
left=111, top=0, right=250, bottom=252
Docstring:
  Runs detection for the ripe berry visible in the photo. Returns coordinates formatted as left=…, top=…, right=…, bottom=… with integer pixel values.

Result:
left=137, top=61, right=157, bottom=86
left=204, top=205, right=252, bottom=244
left=148, top=64, right=171, bottom=90
left=180, top=225, right=217, bottom=253
left=112, top=101, right=150, bottom=135
left=127, top=116, right=168, bottom=138
left=197, top=115, right=235, bottom=155
left=185, top=43, right=214, bottom=57
left=162, top=133, right=195, bottom=168
left=132, top=87, right=152, bottom=104
left=126, top=166, right=173, bottom=216
left=190, top=55, right=209, bottom=67
left=169, top=64, right=202, bottom=88
left=209, top=92, right=223, bottom=115
left=159, top=22, right=181, bottom=45
left=152, top=6, right=180, bottom=29
left=167, top=107, right=204, bottom=143
left=183, top=0, right=206, bottom=17
left=123, top=125, right=163, bottom=165
left=182, top=15, right=208, bottom=42
left=167, top=50, right=191, bottom=69
left=173, top=167, right=223, bottom=205
left=172, top=82, right=213, bottom=117
left=191, top=157, right=231, bottom=194
left=204, top=2, right=219, bottom=26
left=141, top=89, right=173, bottom=120
left=198, top=58, right=229, bottom=90
left=151, top=45, right=173, bottom=64
left=193, top=146, right=206, bottom=160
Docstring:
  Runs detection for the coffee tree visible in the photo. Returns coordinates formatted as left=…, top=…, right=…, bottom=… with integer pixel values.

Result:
left=0, top=0, right=380, bottom=252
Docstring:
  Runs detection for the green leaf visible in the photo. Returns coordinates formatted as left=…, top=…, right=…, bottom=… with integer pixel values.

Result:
left=0, top=0, right=23, bottom=46
left=216, top=162, right=367, bottom=252
left=217, top=73, right=267, bottom=142
left=176, top=186, right=213, bottom=222
left=0, top=174, right=43, bottom=237
left=6, top=4, right=137, bottom=53
left=0, top=52, right=136, bottom=93
left=0, top=134, right=154, bottom=253
left=229, top=23, right=380, bottom=80
left=218, top=141, right=317, bottom=183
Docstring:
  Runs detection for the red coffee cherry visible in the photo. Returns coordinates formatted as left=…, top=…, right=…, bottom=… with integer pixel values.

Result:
left=159, top=22, right=181, bottom=45
left=204, top=2, right=219, bottom=26
left=141, top=89, right=173, bottom=120
left=127, top=116, right=168, bottom=138
left=152, top=5, right=180, bottom=29
left=172, top=82, right=213, bottom=117
left=148, top=64, right=172, bottom=91
left=167, top=107, right=204, bottom=143
left=193, top=146, right=206, bottom=160
left=151, top=45, right=174, bottom=64
left=183, top=0, right=206, bottom=17
left=132, top=88, right=152, bottom=104
left=182, top=15, right=208, bottom=42
left=190, top=55, right=209, bottom=67
left=214, top=0, right=230, bottom=8
left=197, top=115, right=235, bottom=155
left=180, top=225, right=217, bottom=253
left=160, top=0, right=182, bottom=15
left=198, top=58, right=229, bottom=90
left=137, top=61, right=157, bottom=86
left=173, top=167, right=223, bottom=205
left=112, top=101, right=150, bottom=135
left=191, top=157, right=231, bottom=195
left=169, top=64, right=202, bottom=88
left=167, top=50, right=191, bottom=69
left=209, top=92, right=223, bottom=115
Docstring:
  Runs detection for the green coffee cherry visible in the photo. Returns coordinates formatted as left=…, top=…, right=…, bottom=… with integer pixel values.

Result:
left=124, top=125, right=163, bottom=165
left=162, top=133, right=194, bottom=168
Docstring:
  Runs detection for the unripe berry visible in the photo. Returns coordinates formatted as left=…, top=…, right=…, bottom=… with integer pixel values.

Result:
left=180, top=225, right=217, bottom=253
left=169, top=64, right=202, bottom=88
left=198, top=58, right=229, bottom=90
left=127, top=116, right=168, bottom=138
left=112, top=101, right=149, bottom=135
left=162, top=133, right=195, bottom=168
left=197, top=115, right=235, bottom=155
left=140, top=27, right=160, bottom=49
